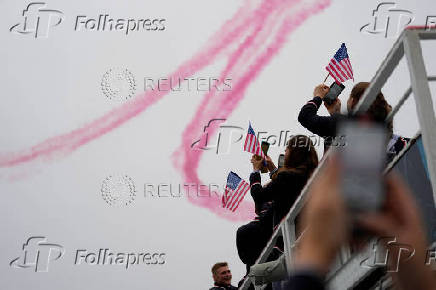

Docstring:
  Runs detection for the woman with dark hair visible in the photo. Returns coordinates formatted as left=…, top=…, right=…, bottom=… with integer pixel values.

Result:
left=250, top=135, right=318, bottom=229
left=236, top=135, right=318, bottom=284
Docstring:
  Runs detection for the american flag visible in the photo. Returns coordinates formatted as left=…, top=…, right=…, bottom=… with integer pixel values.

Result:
left=243, top=123, right=265, bottom=158
left=326, top=43, right=354, bottom=84
left=222, top=171, right=250, bottom=212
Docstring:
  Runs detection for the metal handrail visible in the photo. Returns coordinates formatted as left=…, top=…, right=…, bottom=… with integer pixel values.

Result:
left=240, top=28, right=436, bottom=289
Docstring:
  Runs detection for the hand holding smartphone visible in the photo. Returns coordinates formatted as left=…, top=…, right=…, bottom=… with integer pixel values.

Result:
left=259, top=141, right=270, bottom=173
left=337, top=119, right=387, bottom=213
left=324, top=82, right=345, bottom=105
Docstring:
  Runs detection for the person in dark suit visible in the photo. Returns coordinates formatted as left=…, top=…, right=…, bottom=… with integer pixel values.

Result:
left=298, top=82, right=408, bottom=161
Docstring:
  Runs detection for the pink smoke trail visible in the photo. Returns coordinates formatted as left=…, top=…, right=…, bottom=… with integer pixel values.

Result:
left=1, top=0, right=331, bottom=223
left=0, top=0, right=258, bottom=169
left=174, top=0, right=331, bottom=221
left=173, top=0, right=296, bottom=220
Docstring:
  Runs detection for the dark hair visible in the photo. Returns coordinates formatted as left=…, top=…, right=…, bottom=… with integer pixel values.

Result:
left=349, top=82, right=393, bottom=135
left=211, top=262, right=228, bottom=275
left=273, top=135, right=318, bottom=179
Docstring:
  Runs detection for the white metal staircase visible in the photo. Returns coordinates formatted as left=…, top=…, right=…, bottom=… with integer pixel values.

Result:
left=239, top=28, right=436, bottom=290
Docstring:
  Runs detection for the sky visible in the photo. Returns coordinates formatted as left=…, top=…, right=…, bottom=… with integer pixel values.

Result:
left=1, top=0, right=436, bottom=289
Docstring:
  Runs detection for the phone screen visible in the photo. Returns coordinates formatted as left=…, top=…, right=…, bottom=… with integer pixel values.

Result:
left=337, top=120, right=387, bottom=212
left=278, top=154, right=285, bottom=168
left=324, top=82, right=345, bottom=104
left=261, top=141, right=270, bottom=156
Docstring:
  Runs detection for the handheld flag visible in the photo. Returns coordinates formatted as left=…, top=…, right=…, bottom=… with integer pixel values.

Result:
left=243, top=123, right=265, bottom=158
left=223, top=172, right=250, bottom=212
left=326, top=43, right=354, bottom=84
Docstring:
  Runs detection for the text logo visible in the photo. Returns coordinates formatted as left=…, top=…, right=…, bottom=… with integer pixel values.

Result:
left=74, top=15, right=166, bottom=35
left=101, top=174, right=136, bottom=206
left=10, top=2, right=64, bottom=38
left=75, top=249, right=166, bottom=269
left=144, top=77, right=232, bottom=92
left=361, top=237, right=415, bottom=272
left=360, top=2, right=414, bottom=38
left=101, top=68, right=137, bottom=101
left=190, top=119, right=346, bottom=155
left=191, top=119, right=244, bottom=155
left=144, top=183, right=224, bottom=198
left=10, top=236, right=64, bottom=272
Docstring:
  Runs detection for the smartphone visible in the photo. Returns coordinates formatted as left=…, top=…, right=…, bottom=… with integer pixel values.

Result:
left=278, top=154, right=285, bottom=168
left=324, top=82, right=345, bottom=105
left=261, top=141, right=270, bottom=156
left=337, top=120, right=387, bottom=212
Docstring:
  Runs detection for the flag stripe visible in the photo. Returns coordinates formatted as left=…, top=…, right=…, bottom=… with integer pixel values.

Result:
left=339, top=61, right=352, bottom=79
left=326, top=64, right=342, bottom=82
left=229, top=182, right=249, bottom=211
left=232, top=186, right=249, bottom=211
left=327, top=64, right=344, bottom=83
left=243, top=123, right=265, bottom=158
left=223, top=172, right=250, bottom=211
left=244, top=133, right=249, bottom=149
left=225, top=181, right=246, bottom=209
left=343, top=59, right=353, bottom=76
left=335, top=59, right=352, bottom=79
left=225, top=187, right=239, bottom=209
left=332, top=59, right=348, bottom=80
left=344, top=59, right=354, bottom=79
left=229, top=184, right=244, bottom=210
left=250, top=136, right=255, bottom=153
left=338, top=59, right=353, bottom=79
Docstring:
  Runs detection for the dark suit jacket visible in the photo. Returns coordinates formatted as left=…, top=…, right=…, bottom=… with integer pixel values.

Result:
left=250, top=170, right=308, bottom=228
